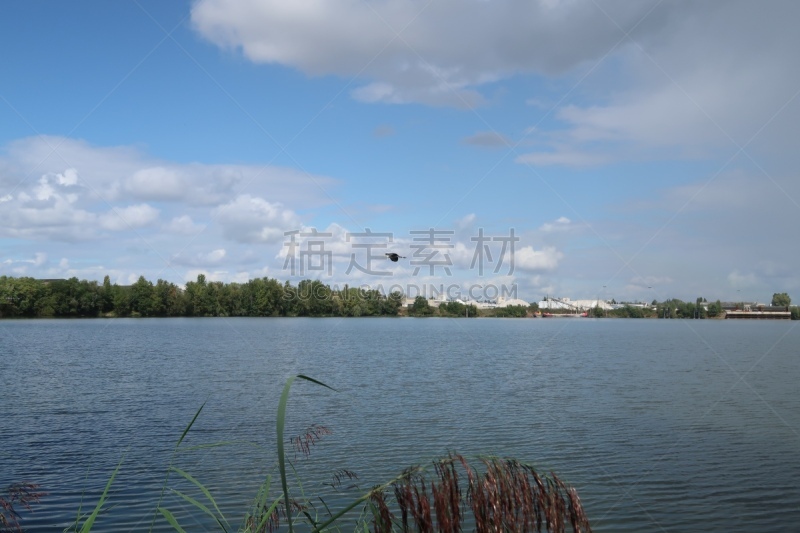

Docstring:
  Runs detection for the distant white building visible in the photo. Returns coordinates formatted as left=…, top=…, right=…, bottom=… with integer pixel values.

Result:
left=496, top=297, right=530, bottom=308
left=537, top=296, right=613, bottom=311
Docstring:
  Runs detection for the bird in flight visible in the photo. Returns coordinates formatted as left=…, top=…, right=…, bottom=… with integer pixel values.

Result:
left=385, top=253, right=406, bottom=262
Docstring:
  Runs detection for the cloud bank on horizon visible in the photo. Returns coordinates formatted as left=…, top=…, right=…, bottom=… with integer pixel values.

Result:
left=1, top=0, right=798, bottom=302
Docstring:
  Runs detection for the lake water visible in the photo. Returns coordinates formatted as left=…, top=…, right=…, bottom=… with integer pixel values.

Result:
left=2, top=317, right=799, bottom=532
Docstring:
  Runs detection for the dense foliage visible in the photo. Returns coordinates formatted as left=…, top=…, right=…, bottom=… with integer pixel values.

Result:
left=492, top=304, right=529, bottom=317
left=772, top=292, right=791, bottom=307
left=607, top=305, right=649, bottom=318
left=0, top=275, right=403, bottom=318
left=408, top=295, right=434, bottom=317
left=655, top=298, right=709, bottom=319
left=438, top=300, right=478, bottom=317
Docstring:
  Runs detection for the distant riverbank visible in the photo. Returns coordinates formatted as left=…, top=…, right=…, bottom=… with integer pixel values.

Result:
left=2, top=275, right=797, bottom=320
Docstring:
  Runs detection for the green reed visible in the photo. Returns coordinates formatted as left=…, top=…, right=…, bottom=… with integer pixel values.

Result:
left=63, top=375, right=591, bottom=533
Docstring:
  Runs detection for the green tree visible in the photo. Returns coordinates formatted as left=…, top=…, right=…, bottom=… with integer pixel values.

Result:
left=281, top=280, right=298, bottom=316
left=48, top=277, right=99, bottom=317
left=184, top=274, right=210, bottom=316
left=771, top=292, right=791, bottom=307
left=439, top=301, right=465, bottom=317
left=0, top=276, right=44, bottom=317
left=112, top=284, right=131, bottom=316
left=410, top=296, right=434, bottom=317
left=609, top=305, right=645, bottom=318
left=383, top=291, right=403, bottom=316
left=129, top=276, right=155, bottom=317
left=296, top=280, right=333, bottom=316
left=100, top=275, right=114, bottom=313
left=707, top=300, right=722, bottom=318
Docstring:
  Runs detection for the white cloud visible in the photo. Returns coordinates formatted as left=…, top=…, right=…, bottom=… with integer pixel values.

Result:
left=171, top=248, right=228, bottom=268
left=1, top=136, right=337, bottom=207
left=0, top=136, right=337, bottom=246
left=539, top=216, right=572, bottom=232
left=513, top=246, right=563, bottom=271
left=99, top=204, right=160, bottom=232
left=57, top=168, right=79, bottom=186
left=213, top=194, right=302, bottom=243
left=125, top=167, right=187, bottom=201
left=525, top=2, right=800, bottom=164
left=191, top=0, right=663, bottom=107
left=164, top=215, right=206, bottom=235
left=1, top=190, right=97, bottom=241
left=455, top=213, right=476, bottom=230
left=205, top=249, right=227, bottom=263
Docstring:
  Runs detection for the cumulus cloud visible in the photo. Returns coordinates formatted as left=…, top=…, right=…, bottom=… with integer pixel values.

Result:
left=57, top=168, right=79, bottom=186
left=513, top=246, right=563, bottom=271
left=164, top=215, right=206, bottom=235
left=0, top=136, right=338, bottom=244
left=524, top=1, right=800, bottom=164
left=171, top=248, right=228, bottom=267
left=191, top=0, right=663, bottom=107
left=213, top=194, right=302, bottom=243
left=98, top=204, right=160, bottom=232
left=539, top=216, right=572, bottom=232
left=125, top=167, right=188, bottom=201
left=1, top=136, right=338, bottom=207
left=0, top=178, right=97, bottom=241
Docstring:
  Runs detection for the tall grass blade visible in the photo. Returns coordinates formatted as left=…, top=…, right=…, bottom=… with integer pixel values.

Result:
left=157, top=507, right=187, bottom=533
left=177, top=401, right=205, bottom=449
left=169, top=489, right=228, bottom=532
left=78, top=458, right=122, bottom=533
left=65, top=470, right=90, bottom=533
left=276, top=375, right=336, bottom=533
left=149, top=401, right=207, bottom=532
left=170, top=466, right=230, bottom=532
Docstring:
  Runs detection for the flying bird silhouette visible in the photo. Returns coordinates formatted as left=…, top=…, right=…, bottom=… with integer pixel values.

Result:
left=385, top=253, right=406, bottom=262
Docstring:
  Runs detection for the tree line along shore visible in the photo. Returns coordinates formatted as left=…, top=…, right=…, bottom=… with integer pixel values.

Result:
left=0, top=275, right=796, bottom=320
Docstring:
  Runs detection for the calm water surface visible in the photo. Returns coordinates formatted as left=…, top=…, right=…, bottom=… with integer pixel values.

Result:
left=2, top=317, right=799, bottom=531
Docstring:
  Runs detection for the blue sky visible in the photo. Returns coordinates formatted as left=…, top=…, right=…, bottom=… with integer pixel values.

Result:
left=1, top=0, right=798, bottom=304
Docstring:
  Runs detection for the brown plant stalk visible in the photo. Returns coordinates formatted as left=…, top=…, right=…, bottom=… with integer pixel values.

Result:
left=368, top=453, right=591, bottom=533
